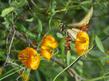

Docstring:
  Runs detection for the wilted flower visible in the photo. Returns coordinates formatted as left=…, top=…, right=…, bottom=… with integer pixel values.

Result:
left=75, top=31, right=89, bottom=55
left=41, top=35, right=58, bottom=60
left=18, top=47, right=40, bottom=70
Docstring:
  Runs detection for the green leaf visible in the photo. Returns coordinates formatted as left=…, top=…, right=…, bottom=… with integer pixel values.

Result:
left=25, top=17, right=34, bottom=22
left=95, top=35, right=105, bottom=53
left=56, top=32, right=64, bottom=38
left=103, top=26, right=109, bottom=35
left=11, top=0, right=27, bottom=8
left=1, top=7, right=15, bottom=17
left=90, top=32, right=95, bottom=48
left=80, top=1, right=91, bottom=5
left=37, top=19, right=43, bottom=33
left=59, top=38, right=66, bottom=54
left=26, top=31, right=36, bottom=39
left=67, top=50, right=71, bottom=65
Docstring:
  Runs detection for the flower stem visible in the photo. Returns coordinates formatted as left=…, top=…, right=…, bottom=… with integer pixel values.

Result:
left=53, top=55, right=82, bottom=81
left=0, top=68, right=23, bottom=81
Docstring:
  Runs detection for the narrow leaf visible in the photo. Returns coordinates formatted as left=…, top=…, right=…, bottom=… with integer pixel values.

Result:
left=56, top=32, right=63, bottom=38
left=37, top=19, right=42, bottom=33
left=1, top=7, right=15, bottom=17
left=95, top=35, right=105, bottom=53
left=67, top=50, right=71, bottom=65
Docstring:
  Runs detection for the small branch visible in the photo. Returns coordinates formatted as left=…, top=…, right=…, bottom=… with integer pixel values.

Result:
left=0, top=68, right=24, bottom=81
left=15, top=31, right=36, bottom=48
left=52, top=57, right=84, bottom=81
left=52, top=56, right=82, bottom=81
left=4, top=28, right=16, bottom=66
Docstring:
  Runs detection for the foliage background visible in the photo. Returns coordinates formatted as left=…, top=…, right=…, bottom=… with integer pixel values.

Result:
left=0, top=0, right=109, bottom=81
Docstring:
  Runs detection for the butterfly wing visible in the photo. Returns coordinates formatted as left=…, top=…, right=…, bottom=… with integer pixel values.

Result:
left=68, top=7, right=93, bottom=28
left=67, top=28, right=80, bottom=41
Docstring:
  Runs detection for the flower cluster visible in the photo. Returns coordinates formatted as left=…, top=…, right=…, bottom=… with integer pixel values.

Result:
left=18, top=35, right=58, bottom=70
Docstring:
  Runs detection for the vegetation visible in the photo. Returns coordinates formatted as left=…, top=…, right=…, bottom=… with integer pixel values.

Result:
left=0, top=0, right=109, bottom=81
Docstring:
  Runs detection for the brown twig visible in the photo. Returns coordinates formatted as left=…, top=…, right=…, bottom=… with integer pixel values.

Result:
left=4, top=28, right=16, bottom=66
left=15, top=31, right=36, bottom=48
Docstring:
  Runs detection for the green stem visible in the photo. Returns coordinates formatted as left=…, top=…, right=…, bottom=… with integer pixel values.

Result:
left=0, top=68, right=22, bottom=81
left=1, top=68, right=17, bottom=76
left=53, top=46, right=93, bottom=81
left=53, top=56, right=82, bottom=81
left=85, top=75, right=109, bottom=81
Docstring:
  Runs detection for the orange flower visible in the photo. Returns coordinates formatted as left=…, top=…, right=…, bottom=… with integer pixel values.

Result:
left=41, top=35, right=58, bottom=60
left=18, top=47, right=40, bottom=70
left=40, top=49, right=52, bottom=60
left=75, top=31, right=89, bottom=55
left=41, top=35, right=58, bottom=49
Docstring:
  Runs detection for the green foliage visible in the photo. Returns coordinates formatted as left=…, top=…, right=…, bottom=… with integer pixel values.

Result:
left=95, top=35, right=105, bottom=53
left=1, top=7, right=15, bottom=17
left=0, top=0, right=109, bottom=81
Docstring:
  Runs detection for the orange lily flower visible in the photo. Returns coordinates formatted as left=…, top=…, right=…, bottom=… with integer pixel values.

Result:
left=40, top=49, right=52, bottom=60
left=41, top=35, right=58, bottom=60
left=41, top=35, right=58, bottom=49
left=75, top=31, right=89, bottom=55
left=18, top=47, right=40, bottom=70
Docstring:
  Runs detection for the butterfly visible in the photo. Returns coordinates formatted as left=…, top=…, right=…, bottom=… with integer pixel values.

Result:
left=67, top=7, right=93, bottom=40
left=65, top=7, right=93, bottom=50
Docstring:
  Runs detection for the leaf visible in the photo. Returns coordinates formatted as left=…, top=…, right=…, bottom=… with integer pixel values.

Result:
left=16, top=24, right=27, bottom=32
left=103, top=26, right=109, bottom=35
left=59, top=38, right=66, bottom=54
left=95, top=35, right=105, bottom=53
left=26, top=31, right=36, bottom=39
left=11, top=0, right=27, bottom=8
left=67, top=50, right=71, bottom=65
left=37, top=19, right=43, bottom=33
left=16, top=0, right=27, bottom=8
left=56, top=32, right=64, bottom=38
left=35, top=71, right=42, bottom=81
left=50, top=0, right=56, bottom=13
left=25, top=18, right=34, bottom=22
left=80, top=1, right=91, bottom=5
left=90, top=32, right=95, bottom=48
left=1, top=7, right=15, bottom=17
